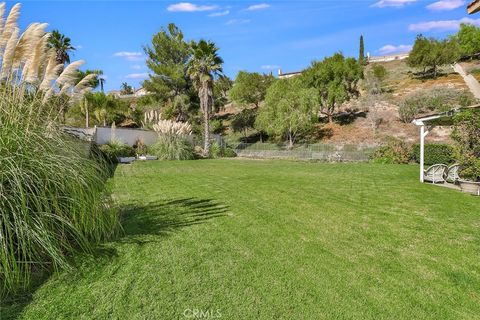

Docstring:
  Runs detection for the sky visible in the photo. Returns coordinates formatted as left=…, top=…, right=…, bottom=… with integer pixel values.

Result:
left=8, top=0, right=479, bottom=92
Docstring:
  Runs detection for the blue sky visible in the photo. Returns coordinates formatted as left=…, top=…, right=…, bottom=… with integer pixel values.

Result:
left=9, top=0, right=479, bottom=91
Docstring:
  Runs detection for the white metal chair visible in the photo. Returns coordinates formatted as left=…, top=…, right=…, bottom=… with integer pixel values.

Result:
left=424, top=164, right=448, bottom=183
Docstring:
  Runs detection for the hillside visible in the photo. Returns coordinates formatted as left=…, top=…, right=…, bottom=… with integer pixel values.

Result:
left=220, top=59, right=480, bottom=147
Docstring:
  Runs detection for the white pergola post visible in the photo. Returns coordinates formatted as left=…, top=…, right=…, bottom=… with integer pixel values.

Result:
left=420, top=125, right=425, bottom=182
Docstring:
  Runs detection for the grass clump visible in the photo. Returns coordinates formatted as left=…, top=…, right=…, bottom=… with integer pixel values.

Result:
left=0, top=87, right=120, bottom=296
left=150, top=134, right=195, bottom=160
left=98, top=139, right=135, bottom=163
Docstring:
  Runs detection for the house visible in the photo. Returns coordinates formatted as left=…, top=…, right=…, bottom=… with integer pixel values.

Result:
left=278, top=69, right=302, bottom=79
left=468, top=0, right=480, bottom=14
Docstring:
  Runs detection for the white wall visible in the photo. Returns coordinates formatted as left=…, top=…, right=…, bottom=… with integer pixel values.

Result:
left=95, top=127, right=158, bottom=146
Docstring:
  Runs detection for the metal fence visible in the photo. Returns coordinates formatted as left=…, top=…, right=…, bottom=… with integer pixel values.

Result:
left=230, top=142, right=376, bottom=162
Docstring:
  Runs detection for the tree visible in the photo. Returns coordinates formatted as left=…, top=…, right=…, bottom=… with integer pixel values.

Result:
left=229, top=71, right=275, bottom=108
left=120, top=82, right=134, bottom=95
left=47, top=30, right=76, bottom=65
left=302, top=53, right=363, bottom=123
left=256, top=78, right=319, bottom=147
left=454, top=23, right=480, bottom=58
left=76, top=69, right=104, bottom=90
left=359, top=35, right=365, bottom=65
left=213, top=75, right=233, bottom=112
left=407, top=35, right=460, bottom=78
left=187, top=40, right=223, bottom=156
left=143, top=23, right=192, bottom=105
left=231, top=108, right=257, bottom=138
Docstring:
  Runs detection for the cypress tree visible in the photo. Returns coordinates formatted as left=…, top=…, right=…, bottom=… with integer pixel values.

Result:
left=359, top=35, right=365, bottom=64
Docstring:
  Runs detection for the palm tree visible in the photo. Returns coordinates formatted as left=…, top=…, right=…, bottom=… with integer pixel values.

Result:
left=76, top=69, right=104, bottom=90
left=120, top=82, right=134, bottom=95
left=47, top=30, right=76, bottom=65
left=187, top=40, right=223, bottom=156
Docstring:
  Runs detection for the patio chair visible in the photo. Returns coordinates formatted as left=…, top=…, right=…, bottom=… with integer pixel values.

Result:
left=444, top=164, right=460, bottom=183
left=424, top=164, right=448, bottom=183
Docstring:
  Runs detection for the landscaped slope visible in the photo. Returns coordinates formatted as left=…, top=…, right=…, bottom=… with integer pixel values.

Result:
left=4, top=160, right=480, bottom=319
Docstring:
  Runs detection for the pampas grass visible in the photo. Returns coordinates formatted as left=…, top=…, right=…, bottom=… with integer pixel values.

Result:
left=0, top=84, right=120, bottom=297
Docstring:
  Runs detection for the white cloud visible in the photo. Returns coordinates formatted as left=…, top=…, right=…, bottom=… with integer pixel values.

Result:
left=208, top=10, right=229, bottom=17
left=74, top=44, right=83, bottom=49
left=409, top=17, right=480, bottom=32
left=426, top=0, right=465, bottom=11
left=371, top=0, right=417, bottom=8
left=246, top=3, right=271, bottom=11
left=378, top=44, right=412, bottom=55
left=131, top=65, right=143, bottom=70
left=167, top=2, right=217, bottom=12
left=261, top=65, right=280, bottom=70
left=125, top=73, right=149, bottom=79
left=114, top=51, right=144, bottom=61
left=226, top=19, right=251, bottom=25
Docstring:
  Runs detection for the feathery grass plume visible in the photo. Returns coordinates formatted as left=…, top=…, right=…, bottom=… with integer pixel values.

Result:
left=39, top=51, right=62, bottom=90
left=74, top=73, right=97, bottom=92
left=0, top=3, right=6, bottom=36
left=0, top=3, right=20, bottom=57
left=14, top=23, right=48, bottom=71
left=0, top=26, right=19, bottom=80
left=55, top=59, right=84, bottom=87
left=153, top=119, right=193, bottom=135
left=23, top=33, right=49, bottom=83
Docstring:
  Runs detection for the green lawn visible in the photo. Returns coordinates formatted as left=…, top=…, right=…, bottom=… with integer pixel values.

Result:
left=3, top=160, right=480, bottom=319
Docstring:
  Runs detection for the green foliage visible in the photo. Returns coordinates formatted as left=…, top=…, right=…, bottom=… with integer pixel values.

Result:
left=210, top=119, right=225, bottom=134
left=47, top=29, right=75, bottom=64
left=372, top=137, right=411, bottom=164
left=256, top=78, right=319, bottom=146
left=302, top=53, right=363, bottom=122
left=133, top=138, right=148, bottom=156
left=407, top=35, right=460, bottom=78
left=209, top=141, right=237, bottom=158
left=454, top=23, right=480, bottom=57
left=410, top=144, right=455, bottom=166
left=231, top=108, right=257, bottom=137
left=359, top=35, right=365, bottom=65
left=213, top=75, right=233, bottom=112
left=372, top=64, right=387, bottom=82
left=398, top=88, right=474, bottom=123
left=451, top=109, right=480, bottom=181
left=0, top=86, right=119, bottom=296
left=150, top=135, right=195, bottom=160
left=229, top=71, right=275, bottom=108
left=187, top=39, right=224, bottom=156
left=99, top=140, right=135, bottom=163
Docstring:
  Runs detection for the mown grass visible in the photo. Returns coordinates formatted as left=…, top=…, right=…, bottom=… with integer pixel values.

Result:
left=3, top=160, right=480, bottom=319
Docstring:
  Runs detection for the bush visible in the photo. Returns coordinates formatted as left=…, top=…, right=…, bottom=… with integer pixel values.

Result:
left=99, top=140, right=135, bottom=163
left=372, top=137, right=411, bottom=164
left=451, top=109, right=480, bottom=181
left=410, top=144, right=455, bottom=166
left=398, top=88, right=475, bottom=123
left=210, top=141, right=237, bottom=158
left=150, top=135, right=195, bottom=160
left=0, top=87, right=119, bottom=295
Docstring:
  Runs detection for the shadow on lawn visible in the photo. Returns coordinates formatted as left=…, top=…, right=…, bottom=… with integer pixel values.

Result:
left=1, top=197, right=227, bottom=319
left=120, top=197, right=228, bottom=243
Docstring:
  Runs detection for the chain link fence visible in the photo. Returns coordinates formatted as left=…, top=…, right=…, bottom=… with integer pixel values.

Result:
left=229, top=142, right=376, bottom=162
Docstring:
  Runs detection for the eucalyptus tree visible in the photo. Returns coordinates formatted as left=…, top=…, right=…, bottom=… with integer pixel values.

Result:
left=187, top=40, right=223, bottom=156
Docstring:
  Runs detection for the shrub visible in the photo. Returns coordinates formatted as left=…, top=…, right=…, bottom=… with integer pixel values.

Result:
left=99, top=140, right=135, bottom=163
left=150, top=135, right=195, bottom=160
left=398, top=88, right=474, bottom=123
left=451, top=109, right=480, bottom=181
left=210, top=141, right=237, bottom=158
left=0, top=87, right=119, bottom=296
left=410, top=144, right=455, bottom=166
left=372, top=137, right=411, bottom=164
left=133, top=138, right=148, bottom=156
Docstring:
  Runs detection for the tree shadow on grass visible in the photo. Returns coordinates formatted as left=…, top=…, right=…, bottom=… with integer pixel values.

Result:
left=1, top=197, right=227, bottom=319
left=120, top=197, right=228, bottom=244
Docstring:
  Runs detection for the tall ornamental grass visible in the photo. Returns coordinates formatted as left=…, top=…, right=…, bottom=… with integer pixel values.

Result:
left=0, top=86, right=120, bottom=296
